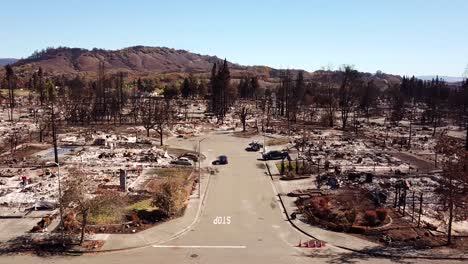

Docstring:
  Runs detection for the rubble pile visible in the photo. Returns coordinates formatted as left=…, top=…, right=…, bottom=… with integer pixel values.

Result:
left=293, top=133, right=409, bottom=175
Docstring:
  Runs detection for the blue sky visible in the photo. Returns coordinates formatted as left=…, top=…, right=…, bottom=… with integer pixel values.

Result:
left=2, top=0, right=467, bottom=76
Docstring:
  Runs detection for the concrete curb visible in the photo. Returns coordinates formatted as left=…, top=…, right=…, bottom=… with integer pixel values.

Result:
left=265, top=162, right=468, bottom=261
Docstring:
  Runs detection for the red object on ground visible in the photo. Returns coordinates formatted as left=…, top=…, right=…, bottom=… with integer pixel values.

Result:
left=305, top=241, right=310, bottom=248
left=311, top=240, right=317, bottom=248
left=317, top=240, right=322, bottom=248
left=297, top=240, right=302, bottom=247
left=320, top=241, right=325, bottom=247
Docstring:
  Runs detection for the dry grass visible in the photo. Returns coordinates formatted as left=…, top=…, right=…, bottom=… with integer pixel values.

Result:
left=232, top=130, right=259, bottom=138
left=145, top=167, right=193, bottom=193
left=266, top=137, right=290, bottom=146
left=126, top=199, right=156, bottom=212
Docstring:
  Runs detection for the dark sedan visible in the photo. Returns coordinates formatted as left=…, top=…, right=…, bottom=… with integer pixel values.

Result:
left=262, top=150, right=288, bottom=160
left=212, top=155, right=228, bottom=165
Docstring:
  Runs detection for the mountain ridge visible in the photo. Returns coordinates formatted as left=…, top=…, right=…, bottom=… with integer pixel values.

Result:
left=0, top=58, right=18, bottom=66
left=7, top=46, right=402, bottom=90
left=416, top=75, right=465, bottom=83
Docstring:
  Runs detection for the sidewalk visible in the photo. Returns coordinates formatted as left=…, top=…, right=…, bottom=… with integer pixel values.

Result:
left=87, top=170, right=211, bottom=252
left=266, top=161, right=468, bottom=260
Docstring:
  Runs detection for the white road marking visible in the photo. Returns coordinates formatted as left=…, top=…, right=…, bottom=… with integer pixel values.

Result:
left=152, top=245, right=246, bottom=249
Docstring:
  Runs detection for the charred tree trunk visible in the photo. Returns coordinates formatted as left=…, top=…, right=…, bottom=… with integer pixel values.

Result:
left=465, top=123, right=468, bottom=151
left=159, top=128, right=163, bottom=146
left=52, top=105, right=59, bottom=164
left=80, top=211, right=88, bottom=245
left=447, top=198, right=453, bottom=245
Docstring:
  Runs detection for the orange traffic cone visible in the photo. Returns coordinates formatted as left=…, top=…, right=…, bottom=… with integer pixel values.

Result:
left=320, top=241, right=325, bottom=247
left=317, top=240, right=322, bottom=248
left=298, top=240, right=302, bottom=247
left=305, top=241, right=310, bottom=248
left=311, top=240, right=317, bottom=248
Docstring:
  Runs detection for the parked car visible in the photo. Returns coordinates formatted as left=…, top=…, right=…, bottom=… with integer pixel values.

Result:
left=262, top=150, right=288, bottom=160
left=170, top=157, right=194, bottom=166
left=179, top=152, right=199, bottom=162
left=212, top=155, right=228, bottom=165
left=245, top=141, right=263, bottom=152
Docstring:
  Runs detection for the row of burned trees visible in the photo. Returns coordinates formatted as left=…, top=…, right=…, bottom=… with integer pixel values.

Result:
left=2, top=62, right=468, bottom=144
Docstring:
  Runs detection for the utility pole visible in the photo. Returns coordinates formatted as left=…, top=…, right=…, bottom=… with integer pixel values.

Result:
left=408, top=104, right=414, bottom=149
left=418, top=192, right=423, bottom=227
left=465, top=122, right=468, bottom=151
left=198, top=138, right=207, bottom=198
left=412, top=191, right=416, bottom=221
left=47, top=161, right=64, bottom=246
left=51, top=104, right=59, bottom=164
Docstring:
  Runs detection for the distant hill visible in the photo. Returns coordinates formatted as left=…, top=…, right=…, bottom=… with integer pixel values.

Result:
left=13, top=46, right=245, bottom=76
left=417, top=75, right=465, bottom=83
left=9, top=46, right=401, bottom=89
left=0, top=58, right=18, bottom=66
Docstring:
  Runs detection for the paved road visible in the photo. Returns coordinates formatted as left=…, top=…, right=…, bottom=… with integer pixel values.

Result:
left=0, top=133, right=463, bottom=263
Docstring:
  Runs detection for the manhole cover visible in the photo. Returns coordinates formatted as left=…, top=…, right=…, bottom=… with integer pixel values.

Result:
left=190, top=253, right=198, bottom=258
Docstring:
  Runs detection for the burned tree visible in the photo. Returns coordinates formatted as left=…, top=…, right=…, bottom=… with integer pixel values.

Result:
left=338, top=66, right=360, bottom=130
left=210, top=60, right=232, bottom=122
left=153, top=102, right=171, bottom=146
left=435, top=135, right=468, bottom=245
left=424, top=77, right=449, bottom=137
left=290, top=71, right=306, bottom=123
left=140, top=97, right=157, bottom=137
left=358, top=80, right=379, bottom=122
left=4, top=65, right=16, bottom=121
left=61, top=168, right=95, bottom=245
left=314, top=66, right=338, bottom=128
left=237, top=104, right=252, bottom=132
left=140, top=97, right=171, bottom=145
left=388, top=84, right=405, bottom=125
left=62, top=168, right=125, bottom=245
left=37, top=67, right=45, bottom=106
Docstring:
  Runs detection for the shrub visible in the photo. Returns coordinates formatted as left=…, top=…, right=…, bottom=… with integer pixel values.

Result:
left=326, top=222, right=338, bottom=231
left=334, top=215, right=351, bottom=232
left=376, top=208, right=388, bottom=222
left=320, top=111, right=335, bottom=127
left=131, top=211, right=141, bottom=225
left=345, top=209, right=357, bottom=224
left=152, top=179, right=188, bottom=217
left=364, top=210, right=378, bottom=226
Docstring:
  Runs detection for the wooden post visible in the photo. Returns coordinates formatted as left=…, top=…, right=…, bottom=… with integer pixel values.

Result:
left=295, top=158, right=299, bottom=174
left=397, top=187, right=401, bottom=210
left=280, top=159, right=285, bottom=175
left=317, top=159, right=320, bottom=176
left=394, top=186, right=398, bottom=208
left=412, top=191, right=416, bottom=222
left=402, top=188, right=407, bottom=215
left=418, top=192, right=423, bottom=227
left=302, top=159, right=307, bottom=174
